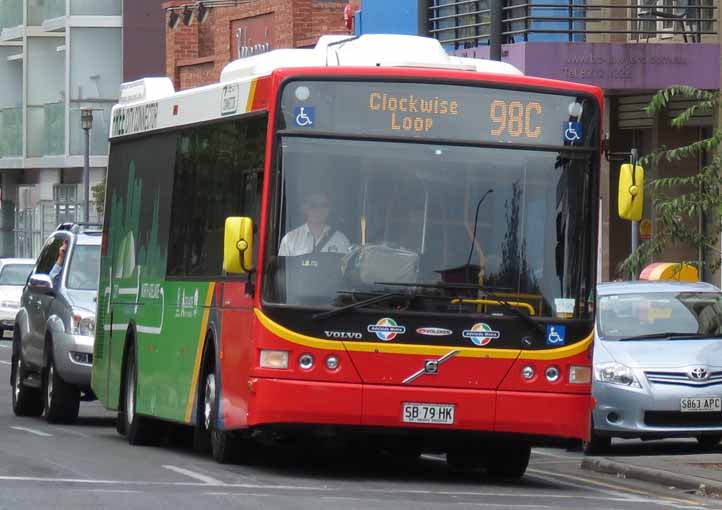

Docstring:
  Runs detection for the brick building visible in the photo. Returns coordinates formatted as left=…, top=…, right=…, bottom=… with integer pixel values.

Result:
left=162, top=0, right=350, bottom=90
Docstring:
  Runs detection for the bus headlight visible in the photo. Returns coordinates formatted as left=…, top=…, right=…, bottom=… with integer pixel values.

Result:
left=325, top=355, right=340, bottom=370
left=260, top=350, right=289, bottom=369
left=298, top=353, right=314, bottom=370
left=569, top=366, right=591, bottom=384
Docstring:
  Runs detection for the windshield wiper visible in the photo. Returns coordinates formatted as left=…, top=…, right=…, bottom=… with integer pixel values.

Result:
left=312, top=292, right=410, bottom=321
left=375, top=281, right=545, bottom=334
left=619, top=332, right=703, bottom=341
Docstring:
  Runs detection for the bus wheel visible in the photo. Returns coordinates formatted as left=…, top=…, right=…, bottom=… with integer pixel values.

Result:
left=483, top=442, right=531, bottom=479
left=43, top=352, right=80, bottom=423
left=446, top=450, right=484, bottom=470
left=123, top=345, right=159, bottom=446
left=204, top=371, right=241, bottom=464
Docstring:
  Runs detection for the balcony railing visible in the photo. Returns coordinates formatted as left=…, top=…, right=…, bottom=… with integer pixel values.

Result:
left=0, top=0, right=23, bottom=31
left=429, top=1, right=718, bottom=49
left=0, top=107, right=22, bottom=157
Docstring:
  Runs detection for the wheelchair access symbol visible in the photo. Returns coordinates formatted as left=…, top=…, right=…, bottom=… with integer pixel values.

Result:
left=563, top=121, right=582, bottom=143
left=294, top=106, right=315, bottom=127
left=546, top=324, right=566, bottom=346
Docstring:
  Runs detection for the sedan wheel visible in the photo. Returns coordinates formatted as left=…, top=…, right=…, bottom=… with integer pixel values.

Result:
left=697, top=435, right=722, bottom=450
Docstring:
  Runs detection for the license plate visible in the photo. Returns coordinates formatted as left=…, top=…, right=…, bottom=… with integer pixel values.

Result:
left=402, top=402, right=455, bottom=424
left=2, top=329, right=12, bottom=338
left=681, top=397, right=722, bottom=412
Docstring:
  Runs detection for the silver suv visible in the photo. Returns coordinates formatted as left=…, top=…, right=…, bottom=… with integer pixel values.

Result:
left=11, top=224, right=101, bottom=423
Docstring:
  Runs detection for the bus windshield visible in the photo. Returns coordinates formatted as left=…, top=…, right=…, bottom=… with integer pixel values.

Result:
left=263, top=137, right=596, bottom=319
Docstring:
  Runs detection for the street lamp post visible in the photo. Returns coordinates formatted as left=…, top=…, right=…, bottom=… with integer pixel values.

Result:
left=80, top=108, right=93, bottom=223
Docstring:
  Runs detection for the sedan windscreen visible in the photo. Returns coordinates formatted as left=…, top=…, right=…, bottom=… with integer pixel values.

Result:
left=598, top=292, right=722, bottom=340
left=0, top=264, right=34, bottom=286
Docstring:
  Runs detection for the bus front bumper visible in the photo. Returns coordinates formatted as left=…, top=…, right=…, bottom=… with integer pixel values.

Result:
left=244, top=378, right=590, bottom=441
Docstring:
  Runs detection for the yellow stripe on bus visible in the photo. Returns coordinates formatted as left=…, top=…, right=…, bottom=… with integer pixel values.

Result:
left=184, top=282, right=216, bottom=423
left=245, top=79, right=258, bottom=112
left=254, top=309, right=592, bottom=361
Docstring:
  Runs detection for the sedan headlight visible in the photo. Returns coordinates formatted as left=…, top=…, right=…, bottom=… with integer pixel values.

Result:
left=71, top=311, right=95, bottom=337
left=595, top=362, right=641, bottom=388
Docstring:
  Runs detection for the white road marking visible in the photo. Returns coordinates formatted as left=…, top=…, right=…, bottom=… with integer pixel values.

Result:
left=53, top=427, right=89, bottom=438
left=162, top=465, right=223, bottom=486
left=0, top=360, right=10, bottom=365
left=10, top=426, right=52, bottom=437
left=0, top=472, right=708, bottom=508
left=0, top=343, right=10, bottom=348
left=205, top=492, right=275, bottom=497
left=529, top=468, right=707, bottom=509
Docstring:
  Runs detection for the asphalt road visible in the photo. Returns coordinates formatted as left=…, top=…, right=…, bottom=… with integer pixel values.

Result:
left=0, top=341, right=719, bottom=510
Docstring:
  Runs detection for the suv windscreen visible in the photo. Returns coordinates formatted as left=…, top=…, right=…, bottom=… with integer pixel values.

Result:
left=0, top=264, right=33, bottom=285
left=66, top=245, right=100, bottom=290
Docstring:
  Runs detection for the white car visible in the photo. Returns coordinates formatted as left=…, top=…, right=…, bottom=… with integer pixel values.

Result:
left=0, top=259, right=35, bottom=339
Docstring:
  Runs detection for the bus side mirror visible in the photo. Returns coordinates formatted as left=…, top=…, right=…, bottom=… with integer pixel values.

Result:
left=617, top=163, right=644, bottom=221
left=224, top=217, right=254, bottom=274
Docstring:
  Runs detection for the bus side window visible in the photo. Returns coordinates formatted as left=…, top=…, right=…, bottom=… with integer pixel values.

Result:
left=167, top=115, right=267, bottom=278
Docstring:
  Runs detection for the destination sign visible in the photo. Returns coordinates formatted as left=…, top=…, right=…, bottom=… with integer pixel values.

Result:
left=281, top=81, right=598, bottom=147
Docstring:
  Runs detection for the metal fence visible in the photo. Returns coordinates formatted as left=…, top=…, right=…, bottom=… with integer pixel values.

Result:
left=13, top=194, right=102, bottom=258
left=429, top=1, right=717, bottom=49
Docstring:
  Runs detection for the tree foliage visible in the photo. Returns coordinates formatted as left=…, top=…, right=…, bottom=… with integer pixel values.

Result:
left=619, top=86, right=722, bottom=278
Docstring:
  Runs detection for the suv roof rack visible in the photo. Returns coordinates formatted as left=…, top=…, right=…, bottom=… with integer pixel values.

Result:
left=56, top=222, right=103, bottom=234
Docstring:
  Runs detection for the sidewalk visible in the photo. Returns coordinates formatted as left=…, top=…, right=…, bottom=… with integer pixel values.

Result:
left=582, top=451, right=722, bottom=497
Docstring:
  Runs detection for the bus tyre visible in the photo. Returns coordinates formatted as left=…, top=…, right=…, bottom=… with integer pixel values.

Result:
left=446, top=450, right=483, bottom=470
left=11, top=344, right=43, bottom=417
left=123, top=346, right=159, bottom=446
left=43, top=354, right=80, bottom=423
left=204, top=371, right=241, bottom=464
left=483, top=442, right=531, bottom=479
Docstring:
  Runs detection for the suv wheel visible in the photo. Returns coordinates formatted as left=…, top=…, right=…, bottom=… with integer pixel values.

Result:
left=43, top=353, right=80, bottom=423
left=11, top=341, right=43, bottom=417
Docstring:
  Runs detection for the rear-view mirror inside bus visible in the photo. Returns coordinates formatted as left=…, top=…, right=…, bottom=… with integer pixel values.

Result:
left=617, top=163, right=644, bottom=221
left=224, top=217, right=254, bottom=274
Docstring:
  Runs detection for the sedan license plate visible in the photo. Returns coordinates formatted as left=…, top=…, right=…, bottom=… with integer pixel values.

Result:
left=2, top=329, right=12, bottom=338
left=680, top=397, right=722, bottom=413
left=402, top=403, right=455, bottom=424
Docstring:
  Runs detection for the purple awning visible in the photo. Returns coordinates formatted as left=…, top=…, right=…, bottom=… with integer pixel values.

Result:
left=452, top=43, right=720, bottom=91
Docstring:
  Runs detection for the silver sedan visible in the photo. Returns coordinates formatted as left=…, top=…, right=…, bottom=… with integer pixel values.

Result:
left=588, top=280, right=722, bottom=454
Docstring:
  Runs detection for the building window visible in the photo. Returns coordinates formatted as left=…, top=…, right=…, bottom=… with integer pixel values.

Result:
left=430, top=0, right=490, bottom=50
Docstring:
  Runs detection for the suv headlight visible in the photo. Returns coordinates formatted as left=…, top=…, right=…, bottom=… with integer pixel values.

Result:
left=595, top=362, right=641, bottom=388
left=71, top=311, right=95, bottom=337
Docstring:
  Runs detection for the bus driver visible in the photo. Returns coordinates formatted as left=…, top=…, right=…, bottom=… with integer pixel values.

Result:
left=278, top=191, right=350, bottom=256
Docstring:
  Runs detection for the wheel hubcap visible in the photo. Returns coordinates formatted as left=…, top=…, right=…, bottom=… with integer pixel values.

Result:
left=13, top=358, right=21, bottom=402
left=204, top=373, right=216, bottom=431
left=126, top=364, right=135, bottom=424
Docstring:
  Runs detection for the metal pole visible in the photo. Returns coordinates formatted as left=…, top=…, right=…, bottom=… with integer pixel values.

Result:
left=490, top=0, right=503, bottom=61
left=83, top=125, right=90, bottom=223
left=630, top=148, right=639, bottom=275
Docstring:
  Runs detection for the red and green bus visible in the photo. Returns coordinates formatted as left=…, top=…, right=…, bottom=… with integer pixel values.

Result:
left=92, top=34, right=602, bottom=477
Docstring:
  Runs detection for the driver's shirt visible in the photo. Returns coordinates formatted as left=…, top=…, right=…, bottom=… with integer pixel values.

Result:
left=278, top=224, right=350, bottom=256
